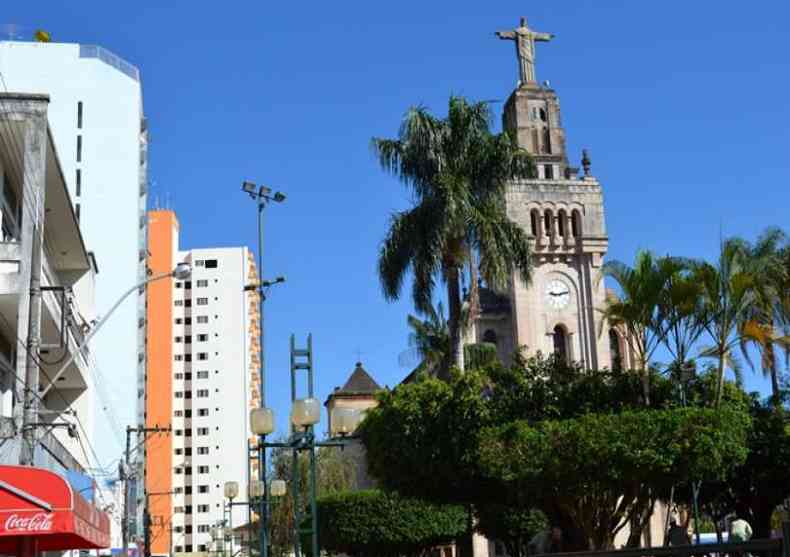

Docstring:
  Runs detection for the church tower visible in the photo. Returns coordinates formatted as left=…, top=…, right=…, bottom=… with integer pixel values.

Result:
left=471, top=18, right=615, bottom=370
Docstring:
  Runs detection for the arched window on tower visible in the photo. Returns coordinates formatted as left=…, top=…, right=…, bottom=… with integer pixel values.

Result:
left=557, top=210, right=567, bottom=238
left=530, top=210, right=539, bottom=237
left=544, top=210, right=553, bottom=237
left=609, top=328, right=622, bottom=371
left=553, top=325, right=568, bottom=363
left=543, top=127, right=552, bottom=154
left=571, top=209, right=582, bottom=238
left=482, top=329, right=498, bottom=346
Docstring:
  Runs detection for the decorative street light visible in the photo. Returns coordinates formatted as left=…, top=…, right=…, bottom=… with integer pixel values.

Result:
left=269, top=480, right=287, bottom=498
left=330, top=408, right=362, bottom=437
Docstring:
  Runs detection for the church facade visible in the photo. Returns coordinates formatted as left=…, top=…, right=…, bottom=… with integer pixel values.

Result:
left=468, top=18, right=631, bottom=372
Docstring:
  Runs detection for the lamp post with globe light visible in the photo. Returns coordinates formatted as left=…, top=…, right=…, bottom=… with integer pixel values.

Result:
left=250, top=334, right=362, bottom=557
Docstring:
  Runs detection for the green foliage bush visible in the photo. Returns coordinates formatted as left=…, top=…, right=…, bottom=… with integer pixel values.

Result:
left=311, top=490, right=467, bottom=557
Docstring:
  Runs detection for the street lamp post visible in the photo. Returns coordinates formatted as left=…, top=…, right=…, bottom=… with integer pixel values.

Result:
left=254, top=334, right=361, bottom=557
left=242, top=180, right=285, bottom=557
left=41, top=262, right=192, bottom=396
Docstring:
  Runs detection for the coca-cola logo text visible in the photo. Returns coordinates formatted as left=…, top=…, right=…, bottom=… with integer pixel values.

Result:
left=4, top=513, right=54, bottom=532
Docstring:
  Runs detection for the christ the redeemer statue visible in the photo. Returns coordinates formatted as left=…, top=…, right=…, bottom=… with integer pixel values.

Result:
left=496, top=17, right=554, bottom=85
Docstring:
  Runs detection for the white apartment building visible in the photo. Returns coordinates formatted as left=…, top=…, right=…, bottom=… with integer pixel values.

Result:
left=146, top=210, right=257, bottom=556
left=0, top=40, right=148, bottom=464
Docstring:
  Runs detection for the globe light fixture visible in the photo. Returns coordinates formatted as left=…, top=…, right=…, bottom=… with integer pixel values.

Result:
left=250, top=407, right=275, bottom=435
left=330, top=407, right=361, bottom=436
left=173, top=262, right=192, bottom=280
left=270, top=479, right=287, bottom=498
left=290, top=398, right=321, bottom=427
left=248, top=480, right=263, bottom=499
left=224, top=481, right=239, bottom=500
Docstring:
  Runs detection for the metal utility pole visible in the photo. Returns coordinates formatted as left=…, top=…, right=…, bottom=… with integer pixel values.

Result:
left=123, top=425, right=170, bottom=556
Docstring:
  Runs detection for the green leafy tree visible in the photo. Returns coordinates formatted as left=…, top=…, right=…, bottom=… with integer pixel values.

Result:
left=307, top=490, right=466, bottom=557
left=476, top=505, right=548, bottom=557
left=372, top=96, right=535, bottom=376
left=478, top=406, right=751, bottom=550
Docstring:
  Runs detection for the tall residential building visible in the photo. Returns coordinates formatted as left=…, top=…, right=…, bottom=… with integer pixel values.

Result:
left=0, top=40, right=149, bottom=461
left=146, top=210, right=257, bottom=556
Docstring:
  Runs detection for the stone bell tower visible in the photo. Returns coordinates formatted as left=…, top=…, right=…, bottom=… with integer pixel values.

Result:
left=471, top=18, right=617, bottom=371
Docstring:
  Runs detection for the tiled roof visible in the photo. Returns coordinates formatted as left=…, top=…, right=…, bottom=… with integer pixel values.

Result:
left=337, top=362, right=381, bottom=394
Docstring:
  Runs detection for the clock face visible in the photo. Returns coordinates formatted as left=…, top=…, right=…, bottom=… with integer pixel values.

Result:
left=545, top=279, right=570, bottom=310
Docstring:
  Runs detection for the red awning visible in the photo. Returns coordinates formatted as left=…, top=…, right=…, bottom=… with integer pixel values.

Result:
left=0, top=465, right=110, bottom=553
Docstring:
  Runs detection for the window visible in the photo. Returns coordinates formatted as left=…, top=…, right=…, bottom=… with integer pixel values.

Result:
left=197, top=371, right=209, bottom=379
left=175, top=318, right=183, bottom=325
left=184, top=409, right=192, bottom=418
left=544, top=164, right=554, bottom=179
left=198, top=545, right=207, bottom=552
left=198, top=525, right=210, bottom=533
left=174, top=487, right=183, bottom=495
left=609, top=329, right=622, bottom=371
left=482, top=330, right=498, bottom=346
left=197, top=279, right=208, bottom=287
left=77, top=101, right=83, bottom=128
left=76, top=135, right=82, bottom=162
left=204, top=259, right=218, bottom=268
left=197, top=316, right=209, bottom=324
left=184, top=504, right=192, bottom=514
left=175, top=336, right=182, bottom=343
left=184, top=429, right=192, bottom=437
left=184, top=391, right=192, bottom=399
left=184, top=335, right=192, bottom=344
left=571, top=210, right=582, bottom=238
left=196, top=298, right=209, bottom=306
left=184, top=281, right=192, bottom=290
left=75, top=169, right=81, bottom=196
left=1, top=172, right=21, bottom=242
left=174, top=410, right=183, bottom=417
left=198, top=467, right=209, bottom=475
left=175, top=547, right=183, bottom=553
left=539, top=108, right=547, bottom=122
left=184, top=486, right=193, bottom=495
left=175, top=282, right=182, bottom=289
left=184, top=447, right=192, bottom=456
left=174, top=506, right=184, bottom=514
left=175, top=429, right=183, bottom=436
left=195, top=260, right=204, bottom=267
left=198, top=485, right=209, bottom=493
left=173, top=524, right=183, bottom=532
left=184, top=372, right=192, bottom=380
left=184, top=525, right=193, bottom=534
left=184, top=299, right=192, bottom=308
left=184, top=317, right=192, bottom=325
left=543, top=127, right=552, bottom=154
left=174, top=300, right=183, bottom=307
left=197, top=334, right=208, bottom=342
left=185, top=546, right=193, bottom=553
left=198, top=504, right=209, bottom=512
left=557, top=209, right=566, bottom=237
left=197, top=408, right=209, bottom=417
left=184, top=354, right=192, bottom=362
left=197, top=427, right=209, bottom=436
left=75, top=204, right=80, bottom=222
left=544, top=210, right=552, bottom=236
left=197, top=447, right=209, bottom=455
left=174, top=355, right=183, bottom=362
left=530, top=210, right=539, bottom=236
left=553, top=325, right=568, bottom=363
left=197, top=389, right=209, bottom=398
left=175, top=448, right=183, bottom=456
left=175, top=392, right=183, bottom=399
left=197, top=353, right=208, bottom=361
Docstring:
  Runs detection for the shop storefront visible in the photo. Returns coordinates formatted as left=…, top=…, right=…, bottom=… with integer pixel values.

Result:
left=0, top=465, right=110, bottom=556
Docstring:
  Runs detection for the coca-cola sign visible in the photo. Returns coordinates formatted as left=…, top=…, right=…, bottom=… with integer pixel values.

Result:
left=4, top=513, right=54, bottom=532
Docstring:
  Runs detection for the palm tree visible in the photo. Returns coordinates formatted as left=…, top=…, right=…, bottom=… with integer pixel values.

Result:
left=373, top=96, right=534, bottom=377
left=738, top=228, right=790, bottom=406
left=600, top=251, right=681, bottom=405
left=692, top=238, right=768, bottom=407
left=402, top=302, right=451, bottom=376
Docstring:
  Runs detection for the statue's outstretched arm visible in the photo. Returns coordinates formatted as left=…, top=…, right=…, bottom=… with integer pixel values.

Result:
left=496, top=31, right=517, bottom=40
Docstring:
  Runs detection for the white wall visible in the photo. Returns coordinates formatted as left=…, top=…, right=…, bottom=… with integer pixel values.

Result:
left=0, top=41, right=145, bottom=465
left=170, top=247, right=253, bottom=552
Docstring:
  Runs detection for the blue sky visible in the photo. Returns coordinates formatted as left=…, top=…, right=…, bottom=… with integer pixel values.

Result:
left=7, top=1, right=789, bottom=467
